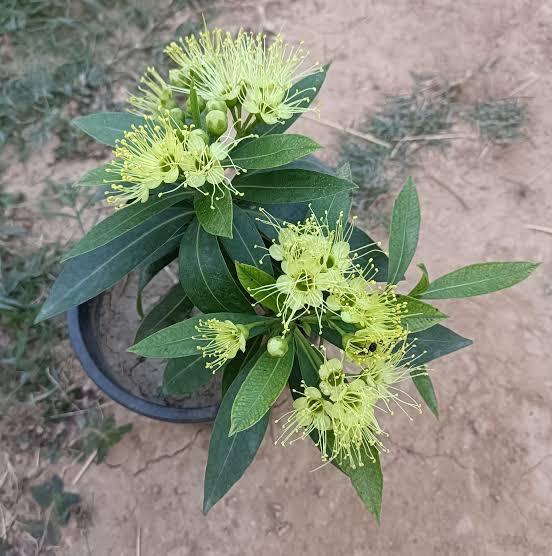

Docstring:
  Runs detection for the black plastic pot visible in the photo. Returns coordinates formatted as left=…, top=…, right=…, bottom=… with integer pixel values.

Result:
left=67, top=296, right=219, bottom=423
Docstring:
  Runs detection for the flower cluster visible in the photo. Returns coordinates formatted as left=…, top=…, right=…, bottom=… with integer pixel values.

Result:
left=104, top=115, right=245, bottom=208
left=164, top=27, right=322, bottom=126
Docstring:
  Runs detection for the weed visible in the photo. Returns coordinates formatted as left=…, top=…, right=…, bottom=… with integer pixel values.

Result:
left=462, top=97, right=528, bottom=144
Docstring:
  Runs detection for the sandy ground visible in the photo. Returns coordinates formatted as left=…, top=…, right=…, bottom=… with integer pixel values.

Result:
left=3, top=1, right=552, bottom=554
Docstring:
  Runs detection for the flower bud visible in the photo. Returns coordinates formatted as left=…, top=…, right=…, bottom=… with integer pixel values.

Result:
left=206, top=110, right=228, bottom=136
left=169, top=108, right=185, bottom=123
left=206, top=100, right=227, bottom=113
left=267, top=336, right=289, bottom=358
left=190, top=128, right=209, bottom=146
left=169, top=69, right=189, bottom=88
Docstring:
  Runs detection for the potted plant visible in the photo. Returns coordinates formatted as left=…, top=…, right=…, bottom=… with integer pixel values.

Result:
left=36, top=26, right=538, bottom=517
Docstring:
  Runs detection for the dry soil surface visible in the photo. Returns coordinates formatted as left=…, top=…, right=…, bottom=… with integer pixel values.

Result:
left=5, top=1, right=552, bottom=555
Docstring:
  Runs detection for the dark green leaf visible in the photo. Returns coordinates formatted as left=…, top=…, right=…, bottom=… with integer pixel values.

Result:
left=222, top=206, right=272, bottom=274
left=294, top=330, right=323, bottom=386
left=254, top=65, right=329, bottom=136
left=398, top=294, right=447, bottom=333
left=235, top=262, right=279, bottom=312
left=342, top=447, right=383, bottom=522
left=163, top=355, right=213, bottom=394
left=405, top=324, right=472, bottom=366
left=233, top=169, right=356, bottom=204
left=64, top=196, right=193, bottom=260
left=36, top=209, right=191, bottom=322
left=387, top=177, right=420, bottom=284
left=178, top=220, right=253, bottom=313
left=203, top=345, right=268, bottom=513
left=230, top=134, right=321, bottom=169
left=420, top=261, right=539, bottom=299
left=129, top=312, right=275, bottom=358
left=408, top=262, right=430, bottom=297
left=134, top=284, right=193, bottom=343
left=194, top=188, right=233, bottom=238
left=348, top=226, right=389, bottom=282
left=72, top=111, right=145, bottom=147
left=319, top=320, right=357, bottom=349
left=138, top=249, right=178, bottom=294
left=411, top=372, right=439, bottom=417
left=309, top=162, right=352, bottom=229
left=230, top=342, right=295, bottom=434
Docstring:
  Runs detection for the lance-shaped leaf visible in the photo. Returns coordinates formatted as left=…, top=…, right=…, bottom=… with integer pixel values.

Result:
left=348, top=226, right=389, bottom=283
left=221, top=206, right=272, bottom=274
left=254, top=65, right=329, bottom=136
left=309, top=162, right=353, bottom=229
left=35, top=209, right=190, bottom=322
left=408, top=262, right=430, bottom=297
left=230, top=134, right=321, bottom=169
left=294, top=330, right=323, bottom=387
left=72, top=111, right=145, bottom=147
left=398, top=294, right=447, bottom=333
left=405, top=324, right=472, bottom=366
left=230, top=342, right=295, bottom=435
left=203, top=344, right=268, bottom=513
left=129, top=312, right=275, bottom=358
left=64, top=196, right=193, bottom=260
left=134, top=284, right=193, bottom=343
left=194, top=187, right=233, bottom=238
left=341, top=447, right=383, bottom=523
left=74, top=164, right=112, bottom=187
left=235, top=262, right=279, bottom=313
left=411, top=372, right=439, bottom=418
left=179, top=220, right=253, bottom=313
left=233, top=169, right=356, bottom=204
left=419, top=261, right=539, bottom=299
left=163, top=355, right=214, bottom=395
left=387, top=177, right=420, bottom=284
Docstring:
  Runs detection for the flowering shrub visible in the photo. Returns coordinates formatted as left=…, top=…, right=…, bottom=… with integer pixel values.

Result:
left=37, top=26, right=538, bottom=518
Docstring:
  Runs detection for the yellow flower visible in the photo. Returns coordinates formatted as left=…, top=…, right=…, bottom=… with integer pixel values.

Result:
left=105, top=116, right=187, bottom=208
left=276, top=384, right=334, bottom=459
left=194, top=319, right=249, bottom=371
left=128, top=67, right=176, bottom=116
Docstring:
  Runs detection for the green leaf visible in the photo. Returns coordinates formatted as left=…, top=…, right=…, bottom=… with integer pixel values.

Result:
left=194, top=188, right=233, bottom=238
left=203, top=344, right=268, bottom=513
left=163, top=355, right=213, bottom=394
left=72, top=111, right=145, bottom=147
left=230, top=134, right=321, bottom=169
left=64, top=196, right=193, bottom=260
left=398, top=294, right=447, bottom=333
left=309, top=162, right=353, bottom=229
left=178, top=220, right=253, bottom=313
left=138, top=249, right=178, bottom=293
left=411, top=372, right=439, bottom=418
left=74, top=164, right=112, bottom=187
left=230, top=342, right=295, bottom=435
left=408, top=263, right=430, bottom=297
left=342, top=447, right=383, bottom=522
left=348, top=226, right=389, bottom=282
left=189, top=80, right=202, bottom=128
left=134, top=284, right=193, bottom=343
left=319, top=320, right=357, bottom=350
left=36, top=209, right=191, bottom=322
left=235, top=262, right=279, bottom=313
left=221, top=206, right=272, bottom=274
left=233, top=169, right=356, bottom=204
left=294, top=330, right=323, bottom=387
left=387, top=177, right=421, bottom=284
left=420, top=261, right=539, bottom=299
left=254, top=65, right=329, bottom=136
left=405, top=324, right=472, bottom=366
left=129, top=312, right=274, bottom=358
left=31, top=475, right=80, bottom=526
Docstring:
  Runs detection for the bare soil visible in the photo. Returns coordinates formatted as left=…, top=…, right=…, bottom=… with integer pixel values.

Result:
left=2, top=1, right=552, bottom=554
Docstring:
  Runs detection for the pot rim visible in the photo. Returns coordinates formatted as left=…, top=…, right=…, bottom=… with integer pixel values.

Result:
left=67, top=301, right=219, bottom=423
